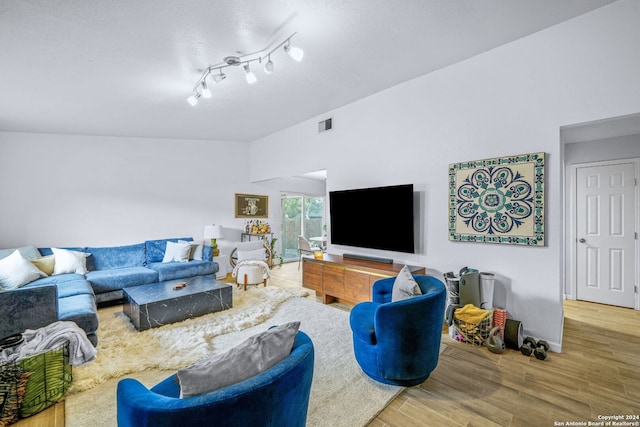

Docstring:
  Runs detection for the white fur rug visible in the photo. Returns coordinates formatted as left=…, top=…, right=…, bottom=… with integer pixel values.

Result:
left=69, top=285, right=310, bottom=393
left=65, top=287, right=405, bottom=426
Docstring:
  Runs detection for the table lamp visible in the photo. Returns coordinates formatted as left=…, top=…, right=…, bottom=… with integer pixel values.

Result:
left=204, top=225, right=224, bottom=257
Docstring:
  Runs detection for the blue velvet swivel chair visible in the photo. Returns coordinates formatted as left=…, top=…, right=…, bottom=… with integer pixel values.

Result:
left=116, top=331, right=314, bottom=427
left=349, top=275, right=446, bottom=386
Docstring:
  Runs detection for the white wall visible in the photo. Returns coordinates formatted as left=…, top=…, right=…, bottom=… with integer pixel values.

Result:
left=249, top=0, right=640, bottom=351
left=0, top=132, right=283, bottom=266
left=565, top=134, right=640, bottom=165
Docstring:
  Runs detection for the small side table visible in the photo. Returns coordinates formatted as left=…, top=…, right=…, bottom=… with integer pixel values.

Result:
left=213, top=255, right=227, bottom=280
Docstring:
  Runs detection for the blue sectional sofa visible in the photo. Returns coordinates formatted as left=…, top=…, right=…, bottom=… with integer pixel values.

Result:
left=0, top=238, right=219, bottom=346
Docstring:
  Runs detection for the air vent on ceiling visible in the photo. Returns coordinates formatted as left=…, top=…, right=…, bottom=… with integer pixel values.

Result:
left=318, top=117, right=332, bottom=133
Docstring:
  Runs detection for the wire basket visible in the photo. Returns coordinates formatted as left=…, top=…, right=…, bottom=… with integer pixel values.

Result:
left=453, top=311, right=494, bottom=346
left=16, top=342, right=72, bottom=418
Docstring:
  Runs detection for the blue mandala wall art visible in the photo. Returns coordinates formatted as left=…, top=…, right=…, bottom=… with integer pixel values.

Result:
left=449, top=152, right=545, bottom=246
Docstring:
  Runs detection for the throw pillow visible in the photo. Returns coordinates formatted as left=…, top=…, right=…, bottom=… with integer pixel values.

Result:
left=391, top=265, right=422, bottom=302
left=190, top=243, right=204, bottom=260
left=0, top=250, right=47, bottom=290
left=236, top=240, right=264, bottom=252
left=162, top=241, right=192, bottom=263
left=30, top=255, right=55, bottom=276
left=0, top=246, right=41, bottom=261
left=237, top=249, right=266, bottom=262
left=51, top=248, right=90, bottom=275
left=176, top=321, right=301, bottom=398
left=0, top=365, right=31, bottom=427
left=178, top=240, right=203, bottom=261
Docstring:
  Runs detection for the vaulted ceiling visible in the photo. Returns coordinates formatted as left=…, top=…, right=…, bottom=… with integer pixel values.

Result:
left=0, top=0, right=616, bottom=142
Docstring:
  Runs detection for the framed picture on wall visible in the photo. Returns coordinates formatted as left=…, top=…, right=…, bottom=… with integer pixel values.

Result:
left=234, top=193, right=269, bottom=218
left=448, top=152, right=545, bottom=246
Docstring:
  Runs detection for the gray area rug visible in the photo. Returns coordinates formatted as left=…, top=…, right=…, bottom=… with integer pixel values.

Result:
left=65, top=293, right=403, bottom=426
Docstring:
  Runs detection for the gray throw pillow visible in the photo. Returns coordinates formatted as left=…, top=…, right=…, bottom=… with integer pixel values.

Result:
left=391, top=265, right=422, bottom=302
left=175, top=321, right=300, bottom=398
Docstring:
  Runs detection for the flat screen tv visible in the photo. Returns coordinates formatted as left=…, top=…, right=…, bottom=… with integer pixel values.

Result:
left=329, top=184, right=414, bottom=253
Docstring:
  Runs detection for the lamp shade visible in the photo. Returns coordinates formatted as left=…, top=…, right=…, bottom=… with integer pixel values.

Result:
left=203, top=225, right=224, bottom=239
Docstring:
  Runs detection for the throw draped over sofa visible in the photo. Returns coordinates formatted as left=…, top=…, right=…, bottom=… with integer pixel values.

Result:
left=349, top=275, right=446, bottom=386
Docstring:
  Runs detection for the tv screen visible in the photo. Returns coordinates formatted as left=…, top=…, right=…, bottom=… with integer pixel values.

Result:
left=329, top=184, right=414, bottom=253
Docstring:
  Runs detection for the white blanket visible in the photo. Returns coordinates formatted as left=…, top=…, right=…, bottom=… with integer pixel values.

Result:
left=232, top=260, right=270, bottom=279
left=0, top=321, right=97, bottom=366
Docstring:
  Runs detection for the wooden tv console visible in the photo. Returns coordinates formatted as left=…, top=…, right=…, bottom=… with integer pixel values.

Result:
left=302, top=254, right=426, bottom=304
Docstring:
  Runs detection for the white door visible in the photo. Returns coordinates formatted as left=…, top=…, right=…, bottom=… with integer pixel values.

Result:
left=576, top=162, right=637, bottom=308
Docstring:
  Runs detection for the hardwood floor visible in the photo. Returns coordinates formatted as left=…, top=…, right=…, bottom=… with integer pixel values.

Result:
left=15, top=264, right=639, bottom=426
left=13, top=401, right=64, bottom=427
left=277, top=264, right=640, bottom=426
left=370, top=298, right=640, bottom=426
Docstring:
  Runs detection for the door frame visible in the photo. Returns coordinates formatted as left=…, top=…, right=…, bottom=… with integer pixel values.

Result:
left=280, top=192, right=326, bottom=263
left=567, top=158, right=640, bottom=310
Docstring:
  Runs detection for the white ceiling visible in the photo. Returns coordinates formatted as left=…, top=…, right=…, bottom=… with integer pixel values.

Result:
left=0, top=0, right=616, bottom=142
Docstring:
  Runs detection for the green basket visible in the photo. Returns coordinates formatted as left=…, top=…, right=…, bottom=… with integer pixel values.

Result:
left=16, top=342, right=72, bottom=418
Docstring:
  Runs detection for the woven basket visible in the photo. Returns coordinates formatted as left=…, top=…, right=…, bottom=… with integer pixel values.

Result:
left=16, top=342, right=72, bottom=418
left=453, top=311, right=494, bottom=346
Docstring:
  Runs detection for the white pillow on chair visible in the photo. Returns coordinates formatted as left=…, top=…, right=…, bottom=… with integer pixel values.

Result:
left=237, top=249, right=265, bottom=262
left=236, top=240, right=264, bottom=252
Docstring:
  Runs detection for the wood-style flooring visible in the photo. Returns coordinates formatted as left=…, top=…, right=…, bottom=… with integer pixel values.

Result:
left=15, top=263, right=640, bottom=426
left=370, top=298, right=640, bottom=426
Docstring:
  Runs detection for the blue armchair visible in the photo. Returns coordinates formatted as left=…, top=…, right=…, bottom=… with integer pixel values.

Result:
left=349, top=275, right=446, bottom=386
left=116, top=331, right=314, bottom=427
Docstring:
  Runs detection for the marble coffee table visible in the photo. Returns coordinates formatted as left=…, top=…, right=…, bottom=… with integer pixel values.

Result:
left=123, top=276, right=232, bottom=331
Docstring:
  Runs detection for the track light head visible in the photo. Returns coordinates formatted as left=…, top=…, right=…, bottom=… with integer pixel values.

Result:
left=244, top=64, right=257, bottom=84
left=212, top=69, right=226, bottom=83
left=284, top=41, right=304, bottom=62
left=201, top=81, right=212, bottom=98
left=187, top=92, right=201, bottom=106
left=264, top=56, right=274, bottom=74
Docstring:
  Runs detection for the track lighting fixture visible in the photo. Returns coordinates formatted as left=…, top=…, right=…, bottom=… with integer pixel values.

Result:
left=284, top=41, right=304, bottom=62
left=212, top=69, right=226, bottom=83
left=244, top=64, right=257, bottom=84
left=187, top=92, right=201, bottom=106
left=264, top=55, right=274, bottom=74
left=187, top=32, right=303, bottom=105
left=201, top=81, right=212, bottom=98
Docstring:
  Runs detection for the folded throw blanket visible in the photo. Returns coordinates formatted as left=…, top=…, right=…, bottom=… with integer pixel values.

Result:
left=232, top=260, right=270, bottom=279
left=454, top=303, right=490, bottom=325
left=0, top=321, right=96, bottom=366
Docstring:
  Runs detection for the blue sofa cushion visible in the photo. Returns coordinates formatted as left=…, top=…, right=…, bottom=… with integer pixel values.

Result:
left=37, top=247, right=86, bottom=256
left=145, top=238, right=193, bottom=264
left=145, top=260, right=218, bottom=282
left=29, top=279, right=94, bottom=299
left=58, top=293, right=98, bottom=337
left=26, top=273, right=86, bottom=287
left=86, top=243, right=146, bottom=271
left=86, top=267, right=159, bottom=294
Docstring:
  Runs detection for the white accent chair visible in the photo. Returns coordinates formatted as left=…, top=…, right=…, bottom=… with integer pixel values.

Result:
left=229, top=240, right=272, bottom=291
